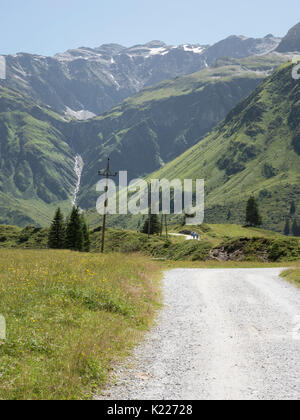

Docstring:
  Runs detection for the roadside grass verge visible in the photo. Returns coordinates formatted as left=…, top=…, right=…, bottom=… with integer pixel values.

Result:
left=0, top=250, right=162, bottom=400
left=161, top=260, right=293, bottom=270
left=281, top=265, right=300, bottom=289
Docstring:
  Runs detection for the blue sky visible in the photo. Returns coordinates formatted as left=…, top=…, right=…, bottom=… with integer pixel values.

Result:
left=0, top=0, right=299, bottom=56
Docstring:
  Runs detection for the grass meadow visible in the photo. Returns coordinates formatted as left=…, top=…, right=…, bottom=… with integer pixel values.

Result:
left=0, top=250, right=162, bottom=400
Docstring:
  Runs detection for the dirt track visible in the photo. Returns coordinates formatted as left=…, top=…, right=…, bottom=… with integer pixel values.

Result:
left=98, top=268, right=300, bottom=400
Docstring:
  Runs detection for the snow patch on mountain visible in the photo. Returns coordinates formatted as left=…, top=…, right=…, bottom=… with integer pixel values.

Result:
left=183, top=45, right=206, bottom=54
left=147, top=47, right=169, bottom=56
left=143, top=47, right=170, bottom=58
left=109, top=73, right=121, bottom=89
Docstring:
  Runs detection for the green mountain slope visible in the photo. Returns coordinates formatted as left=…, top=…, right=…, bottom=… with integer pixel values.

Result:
left=0, top=54, right=290, bottom=226
left=0, top=87, right=76, bottom=226
left=66, top=54, right=288, bottom=209
left=150, top=62, right=300, bottom=232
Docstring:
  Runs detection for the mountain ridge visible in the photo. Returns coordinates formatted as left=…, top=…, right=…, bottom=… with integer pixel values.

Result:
left=1, top=33, right=281, bottom=118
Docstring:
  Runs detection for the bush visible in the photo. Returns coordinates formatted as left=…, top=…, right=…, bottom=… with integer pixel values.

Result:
left=268, top=238, right=300, bottom=261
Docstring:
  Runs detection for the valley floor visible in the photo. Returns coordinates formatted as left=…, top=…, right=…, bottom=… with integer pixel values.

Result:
left=98, top=268, right=300, bottom=400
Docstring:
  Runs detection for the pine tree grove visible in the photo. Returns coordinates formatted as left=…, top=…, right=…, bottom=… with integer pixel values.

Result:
left=141, top=214, right=161, bottom=235
left=65, top=206, right=84, bottom=251
left=80, top=214, right=91, bottom=252
left=48, top=208, right=65, bottom=249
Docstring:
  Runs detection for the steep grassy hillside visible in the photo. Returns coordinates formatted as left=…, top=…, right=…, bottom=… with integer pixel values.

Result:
left=64, top=54, right=288, bottom=209
left=150, top=62, right=300, bottom=232
left=0, top=87, right=77, bottom=226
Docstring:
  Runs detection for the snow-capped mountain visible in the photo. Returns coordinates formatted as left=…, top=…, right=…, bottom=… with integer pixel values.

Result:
left=1, top=35, right=281, bottom=118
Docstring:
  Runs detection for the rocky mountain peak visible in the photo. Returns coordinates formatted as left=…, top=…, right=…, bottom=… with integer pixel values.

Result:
left=276, top=22, right=300, bottom=52
left=144, top=40, right=167, bottom=48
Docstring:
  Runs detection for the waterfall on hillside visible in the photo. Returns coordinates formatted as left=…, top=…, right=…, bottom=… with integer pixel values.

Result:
left=72, top=155, right=84, bottom=207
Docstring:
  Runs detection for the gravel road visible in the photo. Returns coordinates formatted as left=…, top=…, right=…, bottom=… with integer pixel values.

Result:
left=169, top=233, right=194, bottom=240
left=98, top=268, right=300, bottom=400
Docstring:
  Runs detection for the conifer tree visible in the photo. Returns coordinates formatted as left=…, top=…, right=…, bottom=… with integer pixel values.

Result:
left=141, top=214, right=161, bottom=235
left=246, top=196, right=262, bottom=227
left=65, top=206, right=83, bottom=251
left=48, top=207, right=65, bottom=249
left=292, top=219, right=300, bottom=237
left=284, top=218, right=290, bottom=236
left=290, top=201, right=296, bottom=216
left=80, top=214, right=91, bottom=252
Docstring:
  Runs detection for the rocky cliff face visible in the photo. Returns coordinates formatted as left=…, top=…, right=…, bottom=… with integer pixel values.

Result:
left=277, top=22, right=300, bottom=53
left=204, top=34, right=281, bottom=65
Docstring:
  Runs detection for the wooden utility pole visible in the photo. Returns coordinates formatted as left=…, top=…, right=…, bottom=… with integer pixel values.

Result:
left=160, top=214, right=164, bottom=236
left=148, top=210, right=151, bottom=238
left=98, top=158, right=117, bottom=253
left=147, top=182, right=151, bottom=238
left=164, top=215, right=168, bottom=240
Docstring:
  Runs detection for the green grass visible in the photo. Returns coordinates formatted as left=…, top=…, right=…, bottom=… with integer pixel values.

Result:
left=281, top=263, right=300, bottom=289
left=90, top=227, right=213, bottom=261
left=172, top=223, right=283, bottom=246
left=0, top=250, right=161, bottom=400
left=213, top=236, right=300, bottom=262
left=162, top=260, right=293, bottom=269
left=0, top=225, right=50, bottom=249
left=1, top=222, right=300, bottom=262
